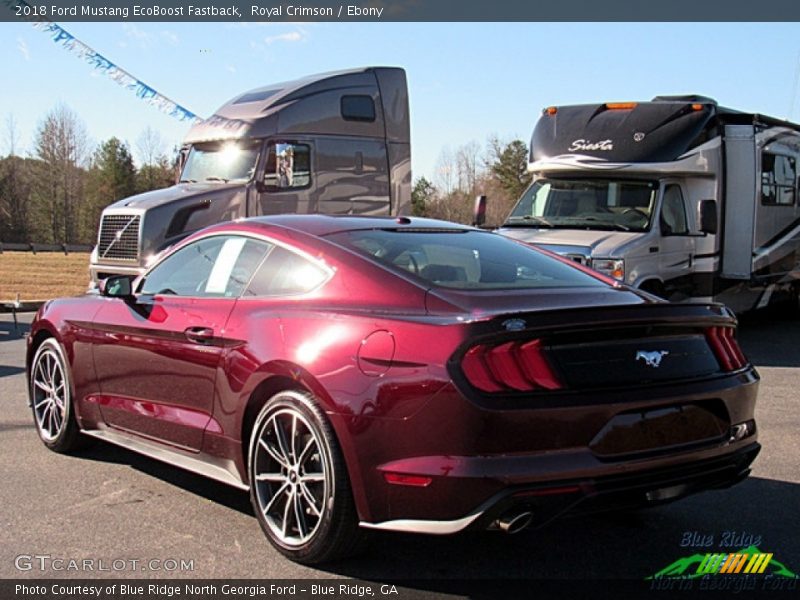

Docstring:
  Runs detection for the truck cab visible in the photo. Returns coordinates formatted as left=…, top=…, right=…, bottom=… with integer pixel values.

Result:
left=501, top=174, right=715, bottom=299
left=90, top=66, right=411, bottom=283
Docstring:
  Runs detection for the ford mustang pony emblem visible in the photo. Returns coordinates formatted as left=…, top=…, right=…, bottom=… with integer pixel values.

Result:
left=636, top=350, right=669, bottom=368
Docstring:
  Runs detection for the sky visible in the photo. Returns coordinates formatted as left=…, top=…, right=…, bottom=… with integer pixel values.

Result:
left=2, top=21, right=800, bottom=183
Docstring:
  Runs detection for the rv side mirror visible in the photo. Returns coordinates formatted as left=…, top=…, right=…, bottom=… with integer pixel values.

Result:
left=473, top=195, right=487, bottom=227
left=99, top=275, right=133, bottom=299
left=698, top=199, right=718, bottom=235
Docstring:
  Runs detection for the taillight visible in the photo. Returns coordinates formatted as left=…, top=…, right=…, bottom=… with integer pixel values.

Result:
left=705, top=326, right=747, bottom=371
left=461, top=339, right=563, bottom=393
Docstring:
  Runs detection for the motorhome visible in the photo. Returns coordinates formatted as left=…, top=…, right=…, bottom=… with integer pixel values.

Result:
left=90, top=66, right=410, bottom=283
left=496, top=95, right=800, bottom=314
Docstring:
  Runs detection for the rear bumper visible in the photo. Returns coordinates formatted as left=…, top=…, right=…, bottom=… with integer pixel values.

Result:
left=360, top=442, right=760, bottom=534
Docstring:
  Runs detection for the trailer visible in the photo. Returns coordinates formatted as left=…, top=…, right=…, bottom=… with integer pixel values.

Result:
left=90, top=66, right=411, bottom=283
left=496, top=95, right=800, bottom=314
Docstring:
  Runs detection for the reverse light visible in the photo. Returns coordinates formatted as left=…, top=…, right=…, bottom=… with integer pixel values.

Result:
left=705, top=326, right=747, bottom=371
left=461, top=339, right=563, bottom=393
left=592, top=258, right=625, bottom=281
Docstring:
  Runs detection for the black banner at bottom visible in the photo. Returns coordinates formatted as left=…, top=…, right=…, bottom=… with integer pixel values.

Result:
left=3, top=578, right=799, bottom=600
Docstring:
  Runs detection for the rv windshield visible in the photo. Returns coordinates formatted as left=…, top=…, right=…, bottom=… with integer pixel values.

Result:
left=506, top=178, right=657, bottom=232
left=180, top=141, right=261, bottom=184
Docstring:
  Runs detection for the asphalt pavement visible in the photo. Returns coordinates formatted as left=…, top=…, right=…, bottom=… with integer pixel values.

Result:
left=1, top=310, right=798, bottom=590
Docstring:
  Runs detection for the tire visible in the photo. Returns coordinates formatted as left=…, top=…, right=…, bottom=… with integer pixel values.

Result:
left=248, top=390, right=365, bottom=564
left=639, top=280, right=667, bottom=300
left=29, top=338, right=85, bottom=453
left=776, top=284, right=800, bottom=320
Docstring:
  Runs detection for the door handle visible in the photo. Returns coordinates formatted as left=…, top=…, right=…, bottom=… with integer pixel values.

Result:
left=184, top=326, right=215, bottom=344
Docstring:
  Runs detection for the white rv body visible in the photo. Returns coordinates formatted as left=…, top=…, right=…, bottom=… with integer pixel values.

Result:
left=497, top=97, right=800, bottom=313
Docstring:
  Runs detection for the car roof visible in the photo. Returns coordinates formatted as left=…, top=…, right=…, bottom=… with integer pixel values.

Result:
left=238, top=214, right=475, bottom=237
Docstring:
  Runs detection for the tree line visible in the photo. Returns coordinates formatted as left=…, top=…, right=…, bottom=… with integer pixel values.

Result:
left=0, top=104, right=176, bottom=246
left=1, top=103, right=532, bottom=245
left=411, top=136, right=532, bottom=226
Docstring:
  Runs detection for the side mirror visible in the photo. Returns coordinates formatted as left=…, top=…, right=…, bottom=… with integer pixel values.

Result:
left=99, top=275, right=133, bottom=299
left=473, top=195, right=487, bottom=227
left=698, top=199, right=718, bottom=235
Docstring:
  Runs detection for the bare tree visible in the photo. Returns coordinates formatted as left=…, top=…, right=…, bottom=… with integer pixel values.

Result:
left=3, top=114, right=19, bottom=157
left=0, top=114, right=31, bottom=242
left=455, top=140, right=482, bottom=193
left=32, top=104, right=90, bottom=243
left=435, top=146, right=455, bottom=198
left=136, top=126, right=164, bottom=166
left=135, top=126, right=176, bottom=192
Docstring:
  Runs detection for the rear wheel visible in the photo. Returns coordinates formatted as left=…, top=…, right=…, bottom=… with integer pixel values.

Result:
left=248, top=390, right=364, bottom=564
left=29, top=338, right=85, bottom=452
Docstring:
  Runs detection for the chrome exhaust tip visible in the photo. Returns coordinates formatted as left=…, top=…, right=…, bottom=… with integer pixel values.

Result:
left=496, top=511, right=533, bottom=534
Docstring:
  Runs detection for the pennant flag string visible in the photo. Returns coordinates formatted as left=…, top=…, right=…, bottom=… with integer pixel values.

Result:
left=2, top=0, right=203, bottom=124
left=31, top=21, right=203, bottom=124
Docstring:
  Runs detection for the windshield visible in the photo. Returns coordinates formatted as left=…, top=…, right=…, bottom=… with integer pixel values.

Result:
left=180, top=140, right=261, bottom=183
left=506, top=178, right=657, bottom=232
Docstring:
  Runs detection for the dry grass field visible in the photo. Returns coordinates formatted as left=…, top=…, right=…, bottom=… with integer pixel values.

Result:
left=0, top=251, right=90, bottom=302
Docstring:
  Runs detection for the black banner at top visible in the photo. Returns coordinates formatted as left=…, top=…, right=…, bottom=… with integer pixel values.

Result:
left=1, top=0, right=800, bottom=22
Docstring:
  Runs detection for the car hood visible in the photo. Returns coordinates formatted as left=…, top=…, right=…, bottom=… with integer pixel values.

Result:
left=106, top=182, right=247, bottom=211
left=497, top=227, right=641, bottom=257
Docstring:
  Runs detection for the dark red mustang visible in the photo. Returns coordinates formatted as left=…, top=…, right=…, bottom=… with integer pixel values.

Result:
left=27, top=215, right=759, bottom=563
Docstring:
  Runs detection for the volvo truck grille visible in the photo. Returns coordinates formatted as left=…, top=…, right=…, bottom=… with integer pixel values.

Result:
left=98, top=214, right=141, bottom=261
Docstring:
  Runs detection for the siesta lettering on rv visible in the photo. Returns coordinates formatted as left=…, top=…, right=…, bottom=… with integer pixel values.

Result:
left=568, top=138, right=614, bottom=152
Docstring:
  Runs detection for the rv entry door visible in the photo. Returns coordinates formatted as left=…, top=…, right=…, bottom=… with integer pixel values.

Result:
left=657, top=183, right=694, bottom=298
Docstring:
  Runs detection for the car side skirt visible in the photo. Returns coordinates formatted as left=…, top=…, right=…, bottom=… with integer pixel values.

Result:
left=82, top=427, right=249, bottom=491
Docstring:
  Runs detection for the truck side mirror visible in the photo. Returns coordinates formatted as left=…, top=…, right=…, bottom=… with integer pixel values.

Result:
left=698, top=199, right=718, bottom=235
left=473, top=195, right=487, bottom=227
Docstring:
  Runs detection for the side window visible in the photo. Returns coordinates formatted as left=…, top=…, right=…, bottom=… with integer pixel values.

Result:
left=660, top=185, right=689, bottom=235
left=141, top=236, right=270, bottom=297
left=244, top=245, right=329, bottom=296
left=341, top=95, right=376, bottom=122
left=263, top=142, right=311, bottom=190
left=761, top=153, right=796, bottom=206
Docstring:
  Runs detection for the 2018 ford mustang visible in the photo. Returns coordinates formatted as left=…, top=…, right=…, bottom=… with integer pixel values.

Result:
left=27, top=215, right=759, bottom=563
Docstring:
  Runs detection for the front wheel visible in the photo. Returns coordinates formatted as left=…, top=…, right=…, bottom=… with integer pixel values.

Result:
left=248, top=390, right=364, bottom=564
left=29, top=337, right=85, bottom=452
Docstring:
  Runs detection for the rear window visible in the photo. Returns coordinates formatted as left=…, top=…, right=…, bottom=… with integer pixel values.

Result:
left=327, top=229, right=608, bottom=290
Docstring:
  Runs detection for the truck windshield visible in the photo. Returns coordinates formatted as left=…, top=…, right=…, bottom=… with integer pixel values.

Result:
left=180, top=141, right=261, bottom=184
left=505, top=178, right=657, bottom=232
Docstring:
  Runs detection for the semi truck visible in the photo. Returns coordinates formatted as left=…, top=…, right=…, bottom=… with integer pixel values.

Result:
left=496, top=95, right=800, bottom=314
left=90, top=66, right=410, bottom=283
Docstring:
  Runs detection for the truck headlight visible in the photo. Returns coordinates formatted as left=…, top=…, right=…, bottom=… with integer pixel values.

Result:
left=592, top=258, right=625, bottom=281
